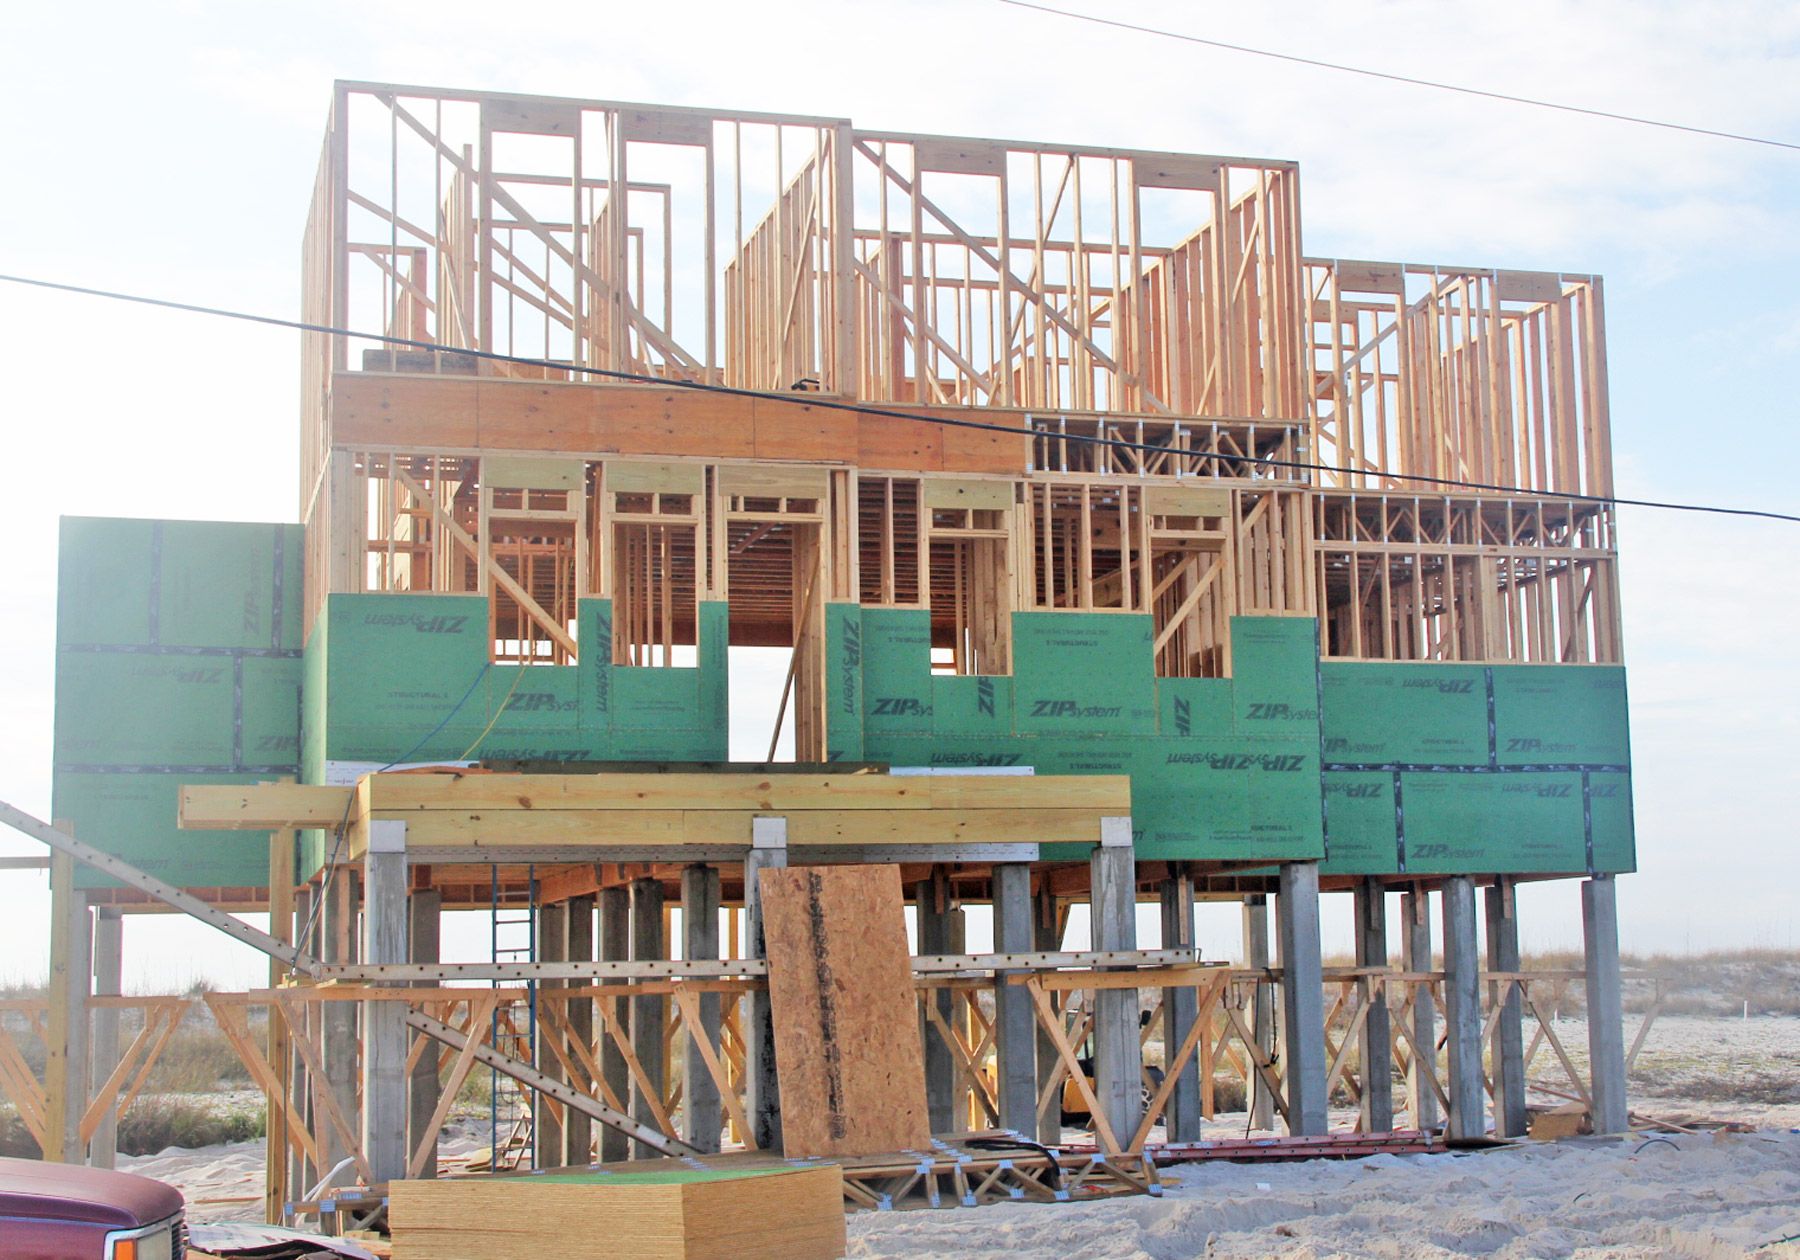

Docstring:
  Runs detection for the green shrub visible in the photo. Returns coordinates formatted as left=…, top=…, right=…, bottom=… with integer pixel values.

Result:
left=115, top=1098, right=265, bottom=1155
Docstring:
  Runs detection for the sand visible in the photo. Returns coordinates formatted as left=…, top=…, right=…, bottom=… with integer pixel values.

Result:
left=118, top=1116, right=497, bottom=1224
left=121, top=1141, right=265, bottom=1219
left=848, top=1132, right=1800, bottom=1257
left=124, top=1014, right=1800, bottom=1256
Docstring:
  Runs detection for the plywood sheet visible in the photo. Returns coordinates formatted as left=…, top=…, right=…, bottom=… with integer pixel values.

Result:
left=757, top=864, right=929, bottom=1157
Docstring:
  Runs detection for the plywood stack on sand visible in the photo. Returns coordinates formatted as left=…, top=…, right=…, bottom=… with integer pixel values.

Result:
left=387, top=1164, right=845, bottom=1259
left=758, top=864, right=931, bottom=1158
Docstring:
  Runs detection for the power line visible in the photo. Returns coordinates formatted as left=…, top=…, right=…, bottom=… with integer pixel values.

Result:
left=998, top=0, right=1800, bottom=155
left=2, top=270, right=1795, bottom=525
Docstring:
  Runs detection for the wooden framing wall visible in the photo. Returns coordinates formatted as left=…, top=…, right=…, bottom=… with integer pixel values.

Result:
left=1314, top=493, right=1621, bottom=663
left=337, top=447, right=1329, bottom=682
left=1306, top=260, right=1613, bottom=500
left=300, top=82, right=1621, bottom=670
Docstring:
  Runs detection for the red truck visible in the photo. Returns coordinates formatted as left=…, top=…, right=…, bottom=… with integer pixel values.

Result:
left=0, top=1157, right=186, bottom=1260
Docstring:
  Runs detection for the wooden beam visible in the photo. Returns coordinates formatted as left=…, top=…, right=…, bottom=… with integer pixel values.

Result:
left=181, top=785, right=351, bottom=830
left=192, top=773, right=1131, bottom=828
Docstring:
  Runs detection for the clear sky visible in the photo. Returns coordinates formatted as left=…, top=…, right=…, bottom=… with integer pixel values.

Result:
left=0, top=1, right=1796, bottom=990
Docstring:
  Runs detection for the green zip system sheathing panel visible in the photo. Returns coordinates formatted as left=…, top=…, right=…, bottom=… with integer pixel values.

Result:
left=1491, top=666, right=1630, bottom=765
left=307, top=594, right=728, bottom=763
left=827, top=607, right=1635, bottom=875
left=1319, top=773, right=1400, bottom=876
left=1316, top=662, right=1634, bottom=876
left=51, top=517, right=304, bottom=890
left=1320, top=664, right=1489, bottom=765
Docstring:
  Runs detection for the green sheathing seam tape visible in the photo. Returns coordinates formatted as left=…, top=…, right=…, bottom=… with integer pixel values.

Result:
left=51, top=517, right=304, bottom=890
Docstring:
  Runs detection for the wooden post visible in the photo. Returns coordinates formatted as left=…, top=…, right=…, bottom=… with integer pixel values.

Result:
left=991, top=863, right=1036, bottom=1136
left=1089, top=817, right=1141, bottom=1148
left=263, top=828, right=295, bottom=1215
left=1277, top=862, right=1326, bottom=1136
left=744, top=817, right=787, bottom=1151
left=680, top=867, right=722, bottom=1153
left=89, top=908, right=123, bottom=1170
left=360, top=821, right=408, bottom=1185
left=407, top=887, right=442, bottom=1176
left=914, top=867, right=959, bottom=1133
left=1032, top=883, right=1062, bottom=1143
left=1242, top=894, right=1275, bottom=1131
left=1442, top=875, right=1485, bottom=1141
left=1484, top=879, right=1527, bottom=1138
left=320, top=870, right=359, bottom=1172
left=597, top=885, right=631, bottom=1162
left=1582, top=875, right=1629, bottom=1135
left=45, top=833, right=91, bottom=1164
left=563, top=894, right=595, bottom=1166
left=534, top=900, right=568, bottom=1167
left=629, top=876, right=666, bottom=1158
left=1158, top=868, right=1200, bottom=1141
left=1354, top=878, right=1393, bottom=1133
left=1403, top=889, right=1439, bottom=1131
left=288, top=885, right=315, bottom=1201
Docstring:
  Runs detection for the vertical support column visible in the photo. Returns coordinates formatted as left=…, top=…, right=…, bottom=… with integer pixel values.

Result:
left=991, top=863, right=1036, bottom=1137
left=1032, top=883, right=1062, bottom=1144
left=288, top=885, right=315, bottom=1199
left=360, top=821, right=408, bottom=1185
left=744, top=817, right=787, bottom=1152
left=1354, top=878, right=1393, bottom=1133
left=1089, top=817, right=1141, bottom=1149
left=89, top=908, right=123, bottom=1170
left=563, top=895, right=595, bottom=1166
left=533, top=900, right=568, bottom=1167
left=1484, top=879, right=1527, bottom=1138
left=1441, top=876, right=1485, bottom=1141
left=1158, top=868, right=1200, bottom=1142
left=914, top=866, right=960, bottom=1134
left=407, top=887, right=442, bottom=1176
left=629, top=878, right=665, bottom=1158
left=1582, top=875, right=1629, bottom=1135
left=1402, top=889, right=1439, bottom=1132
left=1242, top=894, right=1275, bottom=1132
left=319, top=870, right=359, bottom=1171
left=263, top=829, right=295, bottom=1215
left=596, top=885, right=631, bottom=1162
left=1277, top=863, right=1326, bottom=1136
left=680, top=866, right=722, bottom=1153
left=45, top=836, right=91, bottom=1164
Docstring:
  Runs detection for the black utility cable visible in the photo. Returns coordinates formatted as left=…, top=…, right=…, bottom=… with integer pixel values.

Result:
left=998, top=1, right=1800, bottom=155
left=1, top=271, right=1795, bottom=525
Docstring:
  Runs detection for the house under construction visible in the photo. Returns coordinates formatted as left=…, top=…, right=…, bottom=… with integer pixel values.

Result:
left=18, top=82, right=1635, bottom=1229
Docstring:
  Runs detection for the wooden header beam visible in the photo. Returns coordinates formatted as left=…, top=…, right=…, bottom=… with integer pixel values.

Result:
left=183, top=772, right=1128, bottom=826
left=181, top=771, right=1132, bottom=863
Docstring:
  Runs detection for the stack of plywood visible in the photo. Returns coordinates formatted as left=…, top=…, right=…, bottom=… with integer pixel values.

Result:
left=388, top=1164, right=844, bottom=1259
